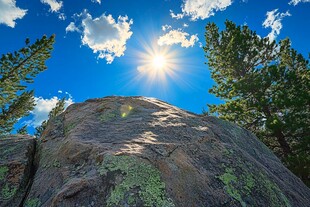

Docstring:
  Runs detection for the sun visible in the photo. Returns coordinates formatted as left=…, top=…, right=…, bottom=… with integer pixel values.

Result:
left=152, top=55, right=166, bottom=69
left=132, top=39, right=185, bottom=89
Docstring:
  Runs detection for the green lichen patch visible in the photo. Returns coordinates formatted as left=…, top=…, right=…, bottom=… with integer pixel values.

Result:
left=25, top=198, right=41, bottom=207
left=99, top=111, right=118, bottom=122
left=218, top=168, right=245, bottom=206
left=0, top=166, right=9, bottom=180
left=1, top=183, right=17, bottom=200
left=2, top=145, right=17, bottom=156
left=98, top=155, right=174, bottom=207
left=218, top=166, right=291, bottom=207
left=259, top=173, right=291, bottom=207
left=64, top=121, right=78, bottom=136
left=0, top=145, right=18, bottom=162
left=52, top=159, right=61, bottom=168
left=222, top=147, right=234, bottom=156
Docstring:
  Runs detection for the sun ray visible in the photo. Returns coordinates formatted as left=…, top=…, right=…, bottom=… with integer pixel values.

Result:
left=117, top=34, right=202, bottom=98
left=134, top=40, right=181, bottom=89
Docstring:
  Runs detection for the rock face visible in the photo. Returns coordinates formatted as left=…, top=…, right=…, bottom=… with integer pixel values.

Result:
left=0, top=135, right=36, bottom=207
left=1, top=96, right=310, bottom=207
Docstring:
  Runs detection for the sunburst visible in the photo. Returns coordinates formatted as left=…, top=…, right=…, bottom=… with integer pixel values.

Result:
left=152, top=55, right=166, bottom=69
left=135, top=40, right=180, bottom=87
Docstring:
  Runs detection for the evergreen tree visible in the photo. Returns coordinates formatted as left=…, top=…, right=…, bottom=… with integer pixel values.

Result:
left=0, top=35, right=55, bottom=136
left=35, top=98, right=65, bottom=138
left=16, top=125, right=28, bottom=135
left=204, top=20, right=309, bottom=185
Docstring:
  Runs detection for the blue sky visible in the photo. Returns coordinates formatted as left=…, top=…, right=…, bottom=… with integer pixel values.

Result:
left=0, top=0, right=309, bottom=132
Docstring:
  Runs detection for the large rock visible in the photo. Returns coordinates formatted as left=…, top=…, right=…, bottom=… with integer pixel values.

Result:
left=0, top=135, right=36, bottom=207
left=21, top=97, right=310, bottom=206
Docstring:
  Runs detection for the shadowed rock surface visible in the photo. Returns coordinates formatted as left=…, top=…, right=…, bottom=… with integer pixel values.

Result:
left=1, top=96, right=310, bottom=207
left=0, top=135, right=36, bottom=207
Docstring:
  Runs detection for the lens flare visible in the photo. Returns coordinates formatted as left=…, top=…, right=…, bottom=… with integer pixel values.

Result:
left=120, top=105, right=133, bottom=118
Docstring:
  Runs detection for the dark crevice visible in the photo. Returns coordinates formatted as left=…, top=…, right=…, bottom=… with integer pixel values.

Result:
left=19, top=139, right=39, bottom=207
left=166, top=146, right=179, bottom=157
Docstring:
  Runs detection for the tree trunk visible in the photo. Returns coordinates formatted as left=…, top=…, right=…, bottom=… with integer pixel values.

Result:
left=275, top=130, right=292, bottom=157
left=260, top=105, right=292, bottom=157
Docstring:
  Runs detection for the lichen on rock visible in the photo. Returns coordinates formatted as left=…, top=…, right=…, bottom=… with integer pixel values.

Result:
left=98, top=154, right=174, bottom=207
left=0, top=166, right=8, bottom=181
left=7, top=96, right=309, bottom=207
left=218, top=165, right=291, bottom=207
left=99, top=111, right=118, bottom=122
left=0, top=135, right=36, bottom=207
left=24, top=198, right=41, bottom=207
left=1, top=183, right=17, bottom=200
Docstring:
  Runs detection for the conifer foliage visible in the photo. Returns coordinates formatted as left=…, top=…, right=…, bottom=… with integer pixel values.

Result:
left=0, top=35, right=55, bottom=136
left=204, top=21, right=309, bottom=186
left=34, top=98, right=65, bottom=138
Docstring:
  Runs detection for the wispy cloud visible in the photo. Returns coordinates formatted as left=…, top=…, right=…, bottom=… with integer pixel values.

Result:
left=170, top=10, right=184, bottom=20
left=40, top=0, right=63, bottom=12
left=170, top=0, right=233, bottom=21
left=91, top=0, right=101, bottom=4
left=66, top=11, right=133, bottom=64
left=25, top=95, right=74, bottom=127
left=162, top=24, right=172, bottom=31
left=0, top=0, right=27, bottom=28
left=289, top=0, right=310, bottom=6
left=263, top=9, right=291, bottom=42
left=158, top=29, right=198, bottom=48
left=58, top=13, right=66, bottom=20
left=66, top=22, right=80, bottom=33
left=40, top=0, right=66, bottom=20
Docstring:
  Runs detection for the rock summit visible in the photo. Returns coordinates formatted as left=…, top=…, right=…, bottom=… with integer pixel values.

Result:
left=1, top=96, right=309, bottom=207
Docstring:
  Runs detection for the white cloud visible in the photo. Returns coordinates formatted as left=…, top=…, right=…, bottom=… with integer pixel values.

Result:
left=183, top=23, right=189, bottom=28
left=158, top=29, right=199, bottom=48
left=26, top=96, right=73, bottom=127
left=169, top=10, right=184, bottom=19
left=91, top=0, right=101, bottom=4
left=171, top=0, right=233, bottom=21
left=162, top=24, right=172, bottom=31
left=289, top=0, right=310, bottom=5
left=0, top=0, right=27, bottom=28
left=262, top=9, right=291, bottom=42
left=68, top=12, right=133, bottom=64
left=65, top=22, right=80, bottom=33
left=58, top=13, right=66, bottom=20
left=40, top=0, right=62, bottom=12
left=64, top=91, right=73, bottom=100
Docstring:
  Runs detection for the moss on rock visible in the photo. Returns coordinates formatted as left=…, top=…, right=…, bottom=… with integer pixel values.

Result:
left=98, top=155, right=174, bottom=207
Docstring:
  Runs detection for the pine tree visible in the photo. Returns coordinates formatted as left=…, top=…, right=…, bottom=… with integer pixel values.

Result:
left=35, top=98, right=65, bottom=138
left=204, top=20, right=310, bottom=185
left=0, top=35, right=55, bottom=136
left=16, top=125, right=28, bottom=135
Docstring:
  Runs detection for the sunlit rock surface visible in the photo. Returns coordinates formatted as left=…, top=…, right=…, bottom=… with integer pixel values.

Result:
left=2, top=96, right=310, bottom=207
